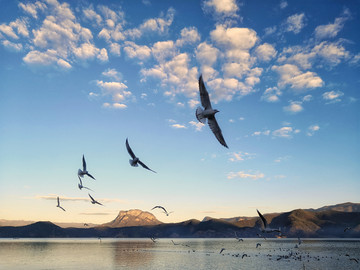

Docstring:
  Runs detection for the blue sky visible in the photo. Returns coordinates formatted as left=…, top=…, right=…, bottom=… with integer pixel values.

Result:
left=0, top=0, right=359, bottom=224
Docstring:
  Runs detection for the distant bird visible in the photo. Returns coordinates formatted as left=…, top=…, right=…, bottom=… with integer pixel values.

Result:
left=84, top=223, right=89, bottom=227
left=242, top=254, right=248, bottom=259
left=56, top=196, right=66, bottom=211
left=257, top=233, right=266, bottom=240
left=344, top=227, right=351, bottom=232
left=220, top=248, right=226, bottom=254
left=88, top=193, right=103, bottom=206
left=196, top=75, right=228, bottom=148
left=350, top=258, right=359, bottom=263
left=126, top=138, right=156, bottom=173
left=150, top=237, right=157, bottom=243
left=171, top=240, right=180, bottom=245
left=78, top=177, right=93, bottom=191
left=298, top=236, right=302, bottom=245
left=256, top=243, right=261, bottom=248
left=235, top=231, right=243, bottom=241
left=78, top=155, right=96, bottom=180
left=257, top=209, right=281, bottom=233
left=151, top=205, right=173, bottom=216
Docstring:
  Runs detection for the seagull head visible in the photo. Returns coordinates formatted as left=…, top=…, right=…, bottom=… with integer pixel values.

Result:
left=214, top=109, right=220, bottom=114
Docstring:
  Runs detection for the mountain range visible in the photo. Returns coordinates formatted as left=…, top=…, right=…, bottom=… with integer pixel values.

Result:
left=1, top=202, right=359, bottom=238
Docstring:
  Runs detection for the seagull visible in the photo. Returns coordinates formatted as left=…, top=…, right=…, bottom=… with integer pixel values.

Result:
left=126, top=138, right=156, bottom=173
left=84, top=223, right=89, bottom=227
left=220, top=248, right=226, bottom=254
left=88, top=193, right=103, bottom=206
left=257, top=209, right=281, bottom=233
left=242, top=254, right=248, bottom=259
left=78, top=177, right=93, bottom=191
left=151, top=205, right=173, bottom=216
left=256, top=243, right=261, bottom=248
left=235, top=231, right=243, bottom=241
left=196, top=75, right=228, bottom=148
left=78, top=155, right=96, bottom=180
left=298, top=236, right=302, bottom=245
left=150, top=237, right=157, bottom=243
left=56, top=196, right=66, bottom=212
left=350, top=258, right=359, bottom=263
left=344, top=227, right=351, bottom=232
left=171, top=240, right=180, bottom=245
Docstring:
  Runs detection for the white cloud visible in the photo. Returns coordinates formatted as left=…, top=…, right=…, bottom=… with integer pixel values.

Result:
left=189, top=121, right=204, bottom=131
left=314, top=9, right=350, bottom=40
left=1, top=40, right=23, bottom=51
left=228, top=152, right=255, bottom=162
left=123, top=41, right=151, bottom=61
left=0, top=24, right=19, bottom=39
left=252, top=130, right=270, bottom=136
left=312, top=41, right=349, bottom=66
left=307, top=124, right=320, bottom=136
left=280, top=1, right=288, bottom=9
left=18, top=1, right=46, bottom=19
left=103, top=102, right=127, bottom=109
left=227, top=171, right=265, bottom=180
left=203, top=0, right=239, bottom=17
left=272, top=126, right=295, bottom=138
left=284, top=13, right=306, bottom=34
left=171, top=123, right=187, bottom=129
left=322, top=90, right=344, bottom=103
left=283, top=101, right=304, bottom=114
left=255, top=43, right=277, bottom=62
left=83, top=6, right=102, bottom=25
left=196, top=42, right=220, bottom=67
left=272, top=64, right=323, bottom=91
left=261, top=87, right=282, bottom=102
left=175, top=27, right=201, bottom=47
left=102, top=68, right=122, bottom=81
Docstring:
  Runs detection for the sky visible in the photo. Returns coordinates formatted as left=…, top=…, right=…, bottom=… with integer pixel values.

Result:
left=0, top=0, right=359, bottom=225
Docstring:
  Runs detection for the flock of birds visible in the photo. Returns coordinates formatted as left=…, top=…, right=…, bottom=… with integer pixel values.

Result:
left=53, top=75, right=359, bottom=267
left=55, top=75, right=226, bottom=213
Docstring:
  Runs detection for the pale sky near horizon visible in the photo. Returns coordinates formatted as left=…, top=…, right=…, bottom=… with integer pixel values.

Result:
left=0, top=0, right=359, bottom=225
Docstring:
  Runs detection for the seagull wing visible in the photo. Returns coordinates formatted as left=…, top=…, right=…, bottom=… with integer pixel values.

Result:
left=78, top=176, right=83, bottom=185
left=88, top=193, right=95, bottom=202
left=59, top=206, right=66, bottom=212
left=82, top=155, right=87, bottom=171
left=151, top=206, right=167, bottom=212
left=138, top=160, right=156, bottom=173
left=96, top=201, right=104, bottom=206
left=198, top=75, right=212, bottom=110
left=83, top=186, right=94, bottom=192
left=126, top=138, right=136, bottom=159
left=86, top=172, right=96, bottom=180
left=57, top=196, right=60, bottom=206
left=208, top=116, right=228, bottom=148
left=257, top=209, right=268, bottom=228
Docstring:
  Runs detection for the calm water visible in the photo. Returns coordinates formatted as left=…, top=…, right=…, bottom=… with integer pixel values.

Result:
left=0, top=238, right=359, bottom=270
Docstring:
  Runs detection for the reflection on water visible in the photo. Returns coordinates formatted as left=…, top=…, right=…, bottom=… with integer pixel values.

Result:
left=0, top=238, right=359, bottom=270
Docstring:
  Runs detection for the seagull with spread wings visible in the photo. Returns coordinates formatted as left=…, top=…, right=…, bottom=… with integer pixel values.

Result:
left=151, top=205, right=173, bottom=216
left=78, top=177, right=93, bottom=191
left=126, top=138, right=156, bottom=173
left=196, top=75, right=228, bottom=148
left=88, top=193, right=103, bottom=206
left=257, top=209, right=281, bottom=233
left=56, top=196, right=66, bottom=212
left=78, top=155, right=96, bottom=180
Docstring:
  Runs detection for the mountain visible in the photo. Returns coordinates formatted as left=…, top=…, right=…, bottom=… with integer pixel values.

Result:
left=0, top=219, right=98, bottom=228
left=307, top=202, right=360, bottom=213
left=1, top=203, right=359, bottom=238
left=100, top=209, right=162, bottom=228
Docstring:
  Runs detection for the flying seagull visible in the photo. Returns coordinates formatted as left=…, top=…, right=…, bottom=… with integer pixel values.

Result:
left=78, top=155, right=96, bottom=180
left=78, top=177, right=93, bottom=191
left=235, top=231, right=243, bottom=241
left=257, top=209, right=281, bottom=233
left=256, top=243, right=261, bottom=248
left=56, top=196, right=66, bottom=212
left=150, top=237, right=157, bottom=243
left=88, top=193, right=103, bottom=206
left=344, top=227, right=351, bottom=232
left=196, top=75, right=228, bottom=148
left=151, top=205, right=173, bottom=216
left=126, top=138, right=156, bottom=173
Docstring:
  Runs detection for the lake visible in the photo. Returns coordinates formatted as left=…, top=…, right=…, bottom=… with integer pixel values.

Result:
left=0, top=238, right=359, bottom=269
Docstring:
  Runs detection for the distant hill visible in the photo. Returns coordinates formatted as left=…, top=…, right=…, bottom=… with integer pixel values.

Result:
left=0, top=219, right=98, bottom=228
left=306, top=202, right=360, bottom=213
left=100, top=209, right=162, bottom=228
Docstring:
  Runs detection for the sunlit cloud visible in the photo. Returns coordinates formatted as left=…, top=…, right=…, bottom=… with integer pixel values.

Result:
left=189, top=121, right=204, bottom=131
left=227, top=171, right=265, bottom=180
left=283, top=13, right=306, bottom=34
left=307, top=124, right=320, bottom=136
left=228, top=151, right=255, bottom=162
left=322, top=90, right=344, bottom=103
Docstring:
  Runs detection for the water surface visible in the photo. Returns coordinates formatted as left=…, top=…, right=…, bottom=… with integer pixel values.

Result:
left=0, top=238, right=359, bottom=269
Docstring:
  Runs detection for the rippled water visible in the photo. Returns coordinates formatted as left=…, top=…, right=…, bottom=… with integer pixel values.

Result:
left=0, top=238, right=359, bottom=269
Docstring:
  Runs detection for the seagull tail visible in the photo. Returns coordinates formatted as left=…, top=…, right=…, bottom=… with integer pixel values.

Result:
left=196, top=107, right=206, bottom=124
left=129, top=159, right=138, bottom=167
